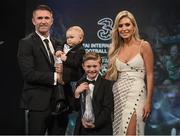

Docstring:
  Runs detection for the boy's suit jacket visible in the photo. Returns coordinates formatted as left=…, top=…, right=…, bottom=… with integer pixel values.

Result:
left=17, top=32, right=60, bottom=111
left=74, top=75, right=114, bottom=135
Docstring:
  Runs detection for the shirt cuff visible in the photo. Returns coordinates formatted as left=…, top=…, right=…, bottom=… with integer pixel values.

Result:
left=75, top=91, right=80, bottom=98
left=54, top=72, right=57, bottom=85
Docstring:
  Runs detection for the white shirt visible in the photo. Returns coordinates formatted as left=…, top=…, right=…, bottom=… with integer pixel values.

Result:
left=36, top=32, right=55, bottom=55
left=36, top=31, right=57, bottom=85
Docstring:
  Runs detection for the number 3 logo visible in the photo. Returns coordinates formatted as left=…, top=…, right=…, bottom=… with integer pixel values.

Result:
left=97, top=17, right=113, bottom=41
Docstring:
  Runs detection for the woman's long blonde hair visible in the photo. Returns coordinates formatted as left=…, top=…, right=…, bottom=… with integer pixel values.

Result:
left=106, top=10, right=140, bottom=81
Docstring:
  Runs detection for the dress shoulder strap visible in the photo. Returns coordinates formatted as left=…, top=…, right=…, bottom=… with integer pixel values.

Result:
left=139, top=39, right=144, bottom=53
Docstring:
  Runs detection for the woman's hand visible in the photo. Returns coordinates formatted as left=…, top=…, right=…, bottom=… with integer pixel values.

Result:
left=142, top=100, right=152, bottom=122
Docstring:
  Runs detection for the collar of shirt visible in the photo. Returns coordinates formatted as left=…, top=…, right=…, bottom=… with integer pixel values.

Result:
left=86, top=74, right=99, bottom=82
left=63, top=44, right=71, bottom=54
left=36, top=31, right=55, bottom=54
left=36, top=31, right=50, bottom=40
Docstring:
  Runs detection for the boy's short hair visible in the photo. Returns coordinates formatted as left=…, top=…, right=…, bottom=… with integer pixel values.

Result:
left=67, top=26, right=84, bottom=39
left=83, top=52, right=102, bottom=64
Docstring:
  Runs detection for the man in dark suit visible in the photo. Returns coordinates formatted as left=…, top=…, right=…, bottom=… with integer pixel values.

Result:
left=74, top=52, right=114, bottom=135
left=17, top=5, right=68, bottom=135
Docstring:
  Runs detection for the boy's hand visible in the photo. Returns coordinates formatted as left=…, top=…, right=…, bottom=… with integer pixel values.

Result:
left=75, top=82, right=89, bottom=98
left=81, top=118, right=95, bottom=128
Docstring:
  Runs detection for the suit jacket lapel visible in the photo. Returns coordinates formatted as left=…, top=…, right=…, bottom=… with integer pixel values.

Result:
left=92, top=75, right=102, bottom=100
left=33, top=33, right=54, bottom=66
left=66, top=44, right=82, bottom=55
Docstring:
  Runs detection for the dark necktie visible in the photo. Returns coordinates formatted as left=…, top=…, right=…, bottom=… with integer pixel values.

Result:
left=44, top=39, right=54, bottom=64
left=86, top=79, right=96, bottom=85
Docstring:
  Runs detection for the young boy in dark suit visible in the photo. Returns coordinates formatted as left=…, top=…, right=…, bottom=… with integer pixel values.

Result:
left=74, top=52, right=114, bottom=135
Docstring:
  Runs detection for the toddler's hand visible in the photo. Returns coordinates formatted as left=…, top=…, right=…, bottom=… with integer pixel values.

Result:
left=55, top=50, right=64, bottom=57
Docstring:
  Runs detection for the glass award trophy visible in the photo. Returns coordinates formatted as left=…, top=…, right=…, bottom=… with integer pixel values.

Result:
left=82, top=89, right=95, bottom=123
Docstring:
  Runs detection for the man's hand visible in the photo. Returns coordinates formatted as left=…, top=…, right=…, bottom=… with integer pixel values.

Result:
left=57, top=73, right=64, bottom=85
left=55, top=63, right=63, bottom=73
left=55, top=63, right=64, bottom=85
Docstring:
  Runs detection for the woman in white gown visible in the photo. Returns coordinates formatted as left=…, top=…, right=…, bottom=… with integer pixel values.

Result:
left=106, top=10, right=154, bottom=135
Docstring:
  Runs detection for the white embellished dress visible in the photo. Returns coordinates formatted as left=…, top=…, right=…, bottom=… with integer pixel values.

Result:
left=113, top=52, right=146, bottom=135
